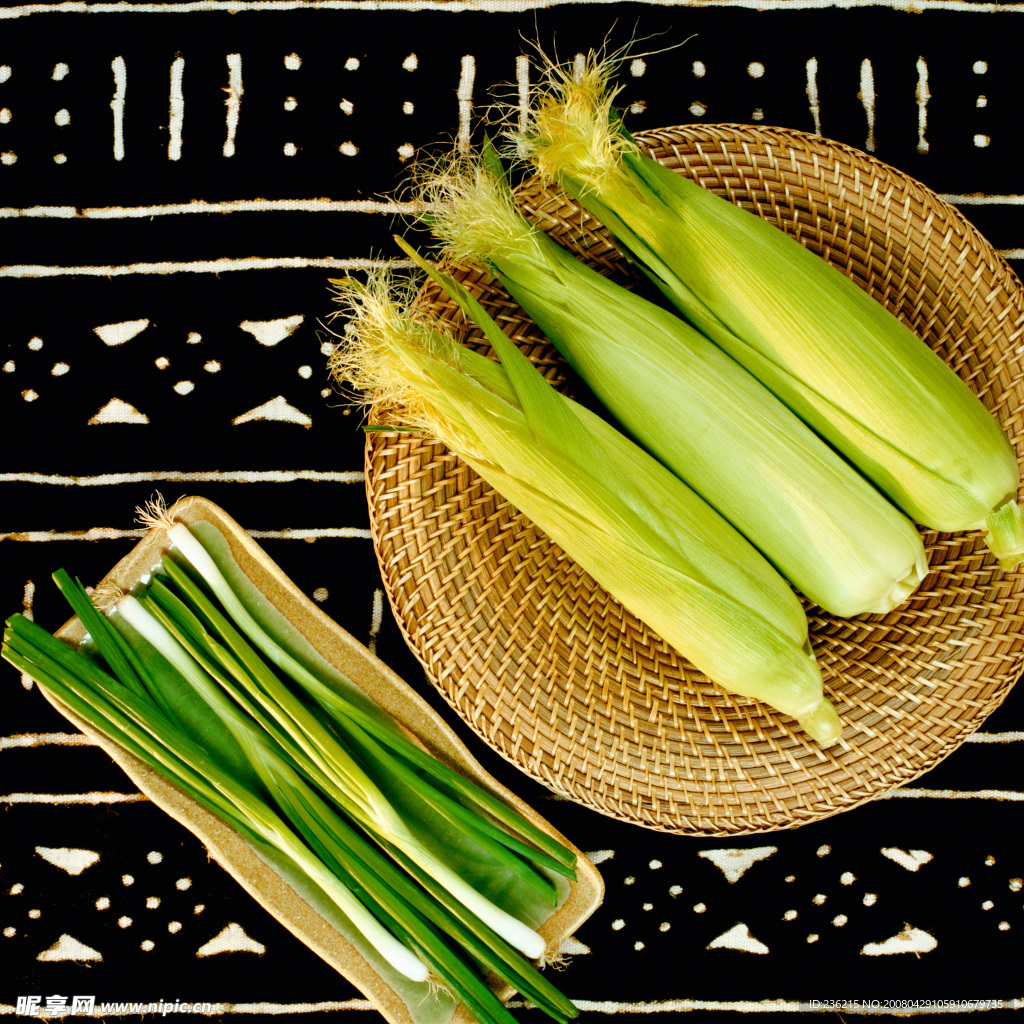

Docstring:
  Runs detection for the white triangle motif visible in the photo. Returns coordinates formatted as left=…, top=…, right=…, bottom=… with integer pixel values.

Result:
left=93, top=319, right=150, bottom=346
left=232, top=395, right=311, bottom=428
left=862, top=924, right=937, bottom=956
left=881, top=847, right=933, bottom=872
left=37, top=933, right=103, bottom=961
left=707, top=922, right=769, bottom=954
left=36, top=846, right=100, bottom=875
left=89, top=398, right=150, bottom=425
left=699, top=846, right=778, bottom=883
left=239, top=315, right=304, bottom=346
left=196, top=922, right=265, bottom=957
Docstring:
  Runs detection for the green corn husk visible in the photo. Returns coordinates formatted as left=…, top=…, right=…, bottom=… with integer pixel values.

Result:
left=515, top=53, right=1024, bottom=570
left=414, top=156, right=928, bottom=618
left=330, top=265, right=842, bottom=745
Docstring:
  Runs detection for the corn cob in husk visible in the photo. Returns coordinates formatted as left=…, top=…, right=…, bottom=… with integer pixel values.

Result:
left=330, top=264, right=842, bottom=745
left=516, top=54, right=1024, bottom=569
left=414, top=157, right=927, bottom=618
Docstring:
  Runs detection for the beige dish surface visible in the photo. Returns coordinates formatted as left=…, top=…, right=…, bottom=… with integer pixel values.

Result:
left=365, top=123, right=1024, bottom=837
left=43, top=495, right=603, bottom=1024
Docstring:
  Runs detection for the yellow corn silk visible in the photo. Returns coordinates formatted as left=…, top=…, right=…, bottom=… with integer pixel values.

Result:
left=331, top=269, right=842, bottom=745
left=416, top=161, right=927, bottom=619
left=518, top=54, right=1024, bottom=570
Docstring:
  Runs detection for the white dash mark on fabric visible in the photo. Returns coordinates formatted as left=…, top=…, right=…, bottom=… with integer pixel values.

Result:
left=197, top=923, right=265, bottom=956
left=585, top=850, right=615, bottom=865
left=18, top=580, right=36, bottom=689
left=862, top=924, right=937, bottom=955
left=284, top=52, right=301, bottom=70
left=1, top=526, right=371, bottom=542
left=169, top=55, right=185, bottom=160
left=368, top=588, right=384, bottom=653
left=88, top=397, right=150, bottom=425
left=94, top=318, right=149, bottom=345
left=1, top=151, right=17, bottom=166
left=338, top=141, right=356, bottom=156
left=55, top=108, right=70, bottom=126
left=339, top=99, right=354, bottom=115
left=859, top=58, right=876, bottom=152
left=880, top=787, right=1024, bottom=801
left=0, top=108, right=10, bottom=124
left=37, top=934, right=103, bottom=962
left=403, top=53, right=417, bottom=71
left=915, top=56, right=930, bottom=154
left=52, top=362, right=70, bottom=375
left=1, top=469, right=363, bottom=486
left=187, top=331, right=202, bottom=343
left=1, top=792, right=147, bottom=804
left=457, top=55, right=475, bottom=155
left=0, top=256, right=415, bottom=277
left=232, top=395, right=312, bottom=428
left=0, top=731, right=93, bottom=749
left=707, top=923, right=769, bottom=954
left=573, top=52, right=586, bottom=81
left=805, top=57, right=821, bottom=134
left=173, top=380, right=194, bottom=395
left=284, top=96, right=297, bottom=111
left=630, top=58, right=646, bottom=77
left=397, top=143, right=413, bottom=161
left=344, top=56, right=359, bottom=71
left=111, top=56, right=126, bottom=161
left=240, top=314, right=303, bottom=345
left=516, top=54, right=530, bottom=134
left=53, top=62, right=68, bottom=80
left=35, top=847, right=100, bottom=875
left=283, top=142, right=297, bottom=156
left=223, top=53, right=242, bottom=157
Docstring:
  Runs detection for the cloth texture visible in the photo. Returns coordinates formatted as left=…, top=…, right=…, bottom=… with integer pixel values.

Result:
left=1, top=4, right=1022, bottom=1023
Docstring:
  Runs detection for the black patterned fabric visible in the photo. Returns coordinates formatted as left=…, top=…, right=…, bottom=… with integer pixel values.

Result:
left=1, top=4, right=1022, bottom=1023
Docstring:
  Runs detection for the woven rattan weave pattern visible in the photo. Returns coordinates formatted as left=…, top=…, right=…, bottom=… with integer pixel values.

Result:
left=364, top=125, right=1024, bottom=836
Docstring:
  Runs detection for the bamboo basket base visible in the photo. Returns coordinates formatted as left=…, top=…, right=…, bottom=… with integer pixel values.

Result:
left=365, top=125, right=1024, bottom=836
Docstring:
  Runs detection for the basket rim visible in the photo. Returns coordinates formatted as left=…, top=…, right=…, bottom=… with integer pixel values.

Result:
left=363, top=122, right=1024, bottom=836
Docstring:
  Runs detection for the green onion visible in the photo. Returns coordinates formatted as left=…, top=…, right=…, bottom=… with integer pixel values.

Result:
left=3, top=521, right=582, bottom=1024
left=329, top=262, right=842, bottom=745
left=516, top=53, right=1023, bottom=569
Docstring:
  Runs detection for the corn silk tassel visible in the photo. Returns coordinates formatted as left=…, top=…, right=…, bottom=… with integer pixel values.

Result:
left=329, top=264, right=841, bottom=745
left=413, top=155, right=928, bottom=618
left=515, top=53, right=1024, bottom=570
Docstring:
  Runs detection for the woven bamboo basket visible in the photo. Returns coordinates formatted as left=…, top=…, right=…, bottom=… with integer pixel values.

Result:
left=364, top=124, right=1024, bottom=836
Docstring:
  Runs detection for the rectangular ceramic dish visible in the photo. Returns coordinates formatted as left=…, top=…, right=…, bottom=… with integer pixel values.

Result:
left=41, top=495, right=603, bottom=1024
